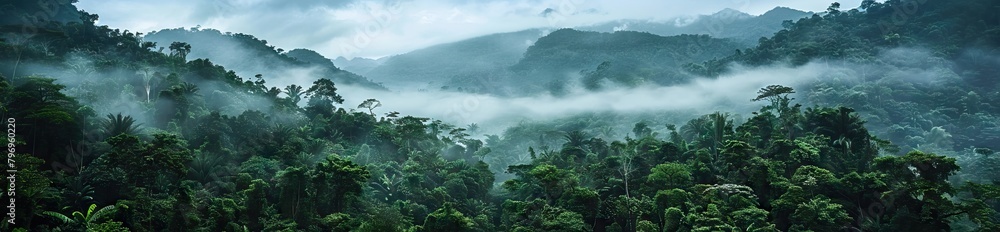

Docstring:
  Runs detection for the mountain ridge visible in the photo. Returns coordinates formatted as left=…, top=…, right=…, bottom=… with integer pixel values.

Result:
left=576, top=6, right=812, bottom=44
left=143, top=28, right=386, bottom=90
left=360, top=29, right=545, bottom=89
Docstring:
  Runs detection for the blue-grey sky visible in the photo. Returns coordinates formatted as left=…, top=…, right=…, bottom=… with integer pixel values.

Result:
left=77, top=0, right=858, bottom=58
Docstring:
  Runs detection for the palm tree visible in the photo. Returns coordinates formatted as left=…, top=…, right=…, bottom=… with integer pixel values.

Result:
left=449, top=128, right=469, bottom=142
left=284, top=84, right=304, bottom=105
left=62, top=176, right=96, bottom=211
left=808, top=107, right=865, bottom=151
left=680, top=116, right=711, bottom=143
left=805, top=107, right=872, bottom=172
left=187, top=150, right=229, bottom=187
left=168, top=42, right=192, bottom=59
left=709, top=112, right=732, bottom=158
left=101, top=113, right=142, bottom=138
left=43, top=203, right=122, bottom=230
left=180, top=82, right=200, bottom=96
left=466, top=123, right=480, bottom=134
left=563, top=130, right=588, bottom=149
left=370, top=173, right=403, bottom=202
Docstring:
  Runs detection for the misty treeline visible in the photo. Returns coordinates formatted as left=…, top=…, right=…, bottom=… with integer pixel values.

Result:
left=348, top=6, right=812, bottom=95
left=141, top=28, right=386, bottom=90
left=1, top=0, right=1000, bottom=231
left=577, top=7, right=812, bottom=46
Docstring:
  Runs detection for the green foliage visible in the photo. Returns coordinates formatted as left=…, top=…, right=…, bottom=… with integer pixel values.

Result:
left=789, top=197, right=851, bottom=231
left=539, top=206, right=586, bottom=232
left=646, top=163, right=692, bottom=191
left=43, top=203, right=124, bottom=231
left=243, top=179, right=269, bottom=231
left=636, top=220, right=658, bottom=232
left=423, top=204, right=474, bottom=232
left=144, top=28, right=384, bottom=89
left=362, top=29, right=543, bottom=93
left=87, top=221, right=130, bottom=232
left=5, top=0, right=1000, bottom=231
left=304, top=78, right=345, bottom=117
left=106, top=133, right=192, bottom=192
left=309, top=154, right=371, bottom=214
left=510, top=29, right=744, bottom=93
left=663, top=207, right=684, bottom=232
left=100, top=113, right=142, bottom=138
left=3, top=76, right=86, bottom=164
left=578, top=7, right=811, bottom=45
left=239, top=156, right=283, bottom=180
left=356, top=203, right=412, bottom=232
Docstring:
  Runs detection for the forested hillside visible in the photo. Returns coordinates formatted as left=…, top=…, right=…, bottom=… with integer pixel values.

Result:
left=510, top=29, right=743, bottom=94
left=578, top=7, right=812, bottom=45
left=143, top=28, right=385, bottom=89
left=360, top=29, right=544, bottom=92
left=686, top=0, right=1000, bottom=158
left=1, top=0, right=998, bottom=231
left=359, top=28, right=750, bottom=96
left=331, top=56, right=385, bottom=75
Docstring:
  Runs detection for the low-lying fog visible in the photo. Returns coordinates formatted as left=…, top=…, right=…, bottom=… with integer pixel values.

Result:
left=327, top=62, right=840, bottom=133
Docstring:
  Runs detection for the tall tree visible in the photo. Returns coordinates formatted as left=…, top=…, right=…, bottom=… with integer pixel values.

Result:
left=309, top=155, right=370, bottom=214
left=105, top=133, right=192, bottom=192
left=100, top=113, right=142, bottom=138
left=284, top=84, right=304, bottom=106
left=304, top=78, right=344, bottom=117
left=357, top=98, right=381, bottom=116
left=423, top=203, right=474, bottom=232
left=168, top=42, right=191, bottom=59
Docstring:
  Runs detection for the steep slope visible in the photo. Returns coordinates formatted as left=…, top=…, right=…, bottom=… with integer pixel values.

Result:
left=577, top=7, right=812, bottom=45
left=284, top=48, right=333, bottom=67
left=693, top=0, right=1000, bottom=72
left=4, top=1, right=1000, bottom=231
left=687, top=0, right=1000, bottom=152
left=0, top=5, right=311, bottom=169
left=362, top=29, right=545, bottom=89
left=144, top=28, right=385, bottom=89
left=508, top=29, right=745, bottom=93
left=365, top=28, right=744, bottom=95
left=0, top=0, right=83, bottom=26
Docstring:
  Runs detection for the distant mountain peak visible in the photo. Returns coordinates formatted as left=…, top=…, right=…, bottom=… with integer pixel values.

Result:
left=285, top=48, right=335, bottom=67
left=334, top=56, right=374, bottom=62
left=143, top=28, right=385, bottom=89
left=711, top=8, right=752, bottom=20
left=761, top=6, right=809, bottom=16
left=540, top=8, right=557, bottom=17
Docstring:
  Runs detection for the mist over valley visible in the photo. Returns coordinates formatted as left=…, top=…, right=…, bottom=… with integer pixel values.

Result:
left=2, top=0, right=999, bottom=231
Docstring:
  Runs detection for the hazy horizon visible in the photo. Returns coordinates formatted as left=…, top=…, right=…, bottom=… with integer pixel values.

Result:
left=5, top=1, right=999, bottom=231
left=76, top=0, right=856, bottom=59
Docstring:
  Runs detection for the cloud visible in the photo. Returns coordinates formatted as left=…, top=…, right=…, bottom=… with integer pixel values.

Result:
left=76, top=0, right=857, bottom=59
left=332, top=62, right=848, bottom=132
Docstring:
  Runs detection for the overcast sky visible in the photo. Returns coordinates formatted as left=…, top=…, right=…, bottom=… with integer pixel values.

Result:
left=77, top=0, right=857, bottom=59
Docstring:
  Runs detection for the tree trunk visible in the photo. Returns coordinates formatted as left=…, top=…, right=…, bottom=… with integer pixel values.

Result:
left=11, top=50, right=22, bottom=80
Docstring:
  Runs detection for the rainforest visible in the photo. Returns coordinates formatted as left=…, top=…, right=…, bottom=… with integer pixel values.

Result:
left=1, top=0, right=999, bottom=231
